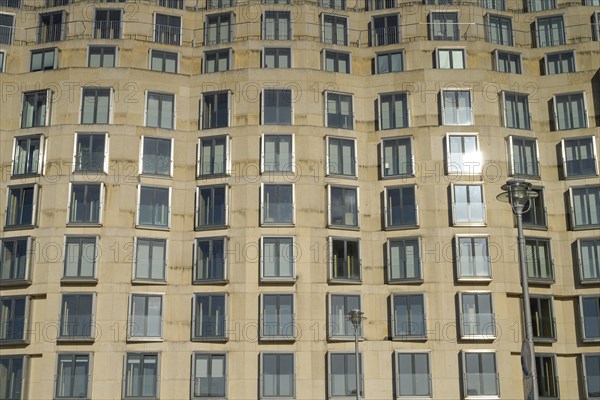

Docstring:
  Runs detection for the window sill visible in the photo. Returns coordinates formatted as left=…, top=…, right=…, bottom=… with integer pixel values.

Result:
left=0, top=279, right=32, bottom=287
left=527, top=278, right=554, bottom=286
left=261, top=222, right=295, bottom=227
left=326, top=174, right=358, bottom=180
left=582, top=337, right=600, bottom=343
left=132, top=279, right=167, bottom=285
left=195, top=225, right=229, bottom=231
left=11, top=173, right=41, bottom=179
left=57, top=337, right=95, bottom=343
left=197, top=173, right=230, bottom=180
left=193, top=279, right=229, bottom=285
left=457, top=277, right=492, bottom=283
left=328, top=278, right=362, bottom=284
left=388, top=278, right=423, bottom=284
left=327, top=224, right=360, bottom=231
left=452, top=222, right=487, bottom=227
left=564, top=173, right=599, bottom=180
left=328, top=336, right=364, bottom=342
left=260, top=277, right=296, bottom=284
left=460, top=335, right=496, bottom=341
left=136, top=225, right=170, bottom=231
left=391, top=335, right=427, bottom=341
left=61, top=277, right=98, bottom=285
left=0, top=339, right=29, bottom=346
left=381, top=173, right=416, bottom=180
left=385, top=224, right=419, bottom=230
left=67, top=222, right=102, bottom=227
left=259, top=336, right=296, bottom=342
left=3, top=225, right=35, bottom=231
left=72, top=170, right=108, bottom=176
left=580, top=279, right=600, bottom=285
left=139, top=173, right=173, bottom=180
left=522, top=224, right=548, bottom=231
left=533, top=337, right=557, bottom=343
left=192, top=337, right=228, bottom=342
left=126, top=337, right=164, bottom=342
left=572, top=224, right=600, bottom=231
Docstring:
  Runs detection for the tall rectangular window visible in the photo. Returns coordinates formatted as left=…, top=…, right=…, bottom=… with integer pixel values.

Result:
left=395, top=352, right=431, bottom=397
left=141, top=136, right=172, bottom=176
left=64, top=236, right=97, bottom=280
left=329, top=238, right=360, bottom=282
left=385, top=185, right=418, bottom=228
left=38, top=11, right=64, bottom=43
left=388, top=238, right=421, bottom=282
left=459, top=292, right=495, bottom=338
left=88, top=46, right=116, bottom=68
left=328, top=353, right=363, bottom=397
left=128, top=294, right=163, bottom=339
left=55, top=354, right=90, bottom=399
left=150, top=49, right=177, bottom=73
left=193, top=293, right=227, bottom=340
left=507, top=136, right=539, bottom=178
left=536, top=15, right=565, bottom=47
left=375, top=50, right=403, bottom=73
left=570, top=186, right=600, bottom=229
left=486, top=14, right=513, bottom=45
left=326, top=92, right=353, bottom=129
left=74, top=133, right=107, bottom=173
left=21, top=90, right=49, bottom=128
left=59, top=293, right=95, bottom=340
left=155, top=13, right=181, bottom=45
left=381, top=137, right=413, bottom=177
left=195, top=237, right=226, bottom=283
left=261, top=237, right=294, bottom=281
left=0, top=237, right=32, bottom=284
left=503, top=91, right=530, bottom=130
left=328, top=186, right=358, bottom=228
left=379, top=92, right=408, bottom=130
left=446, top=134, right=481, bottom=175
left=123, top=353, right=159, bottom=399
left=582, top=354, right=600, bottom=400
left=578, top=238, right=600, bottom=283
left=452, top=184, right=485, bottom=226
left=525, top=238, right=553, bottom=282
left=0, top=13, right=15, bottom=44
left=5, top=185, right=37, bottom=228
left=0, top=296, right=28, bottom=342
left=94, top=9, right=121, bottom=39
left=12, top=135, right=44, bottom=176
left=436, top=48, right=465, bottom=69
left=263, top=11, right=290, bottom=40
left=322, top=15, right=348, bottom=46
left=68, top=183, right=102, bottom=224
left=544, top=50, right=575, bottom=74
left=580, top=296, right=600, bottom=341
left=441, top=90, right=473, bottom=125
left=205, top=13, right=232, bottom=45
left=527, top=0, right=556, bottom=11
left=192, top=353, right=226, bottom=399
left=0, top=51, right=5, bottom=72
left=535, top=354, right=559, bottom=398
left=198, top=135, right=229, bottom=177
left=31, top=47, right=58, bottom=71
left=262, top=134, right=293, bottom=173
left=494, top=50, right=521, bottom=73
left=321, top=0, right=345, bottom=9
left=81, top=87, right=111, bottom=124
left=562, top=137, right=598, bottom=178
left=429, top=12, right=459, bottom=41
left=137, top=186, right=170, bottom=228
left=196, top=186, right=227, bottom=228
left=146, top=92, right=174, bottom=129
left=462, top=352, right=499, bottom=397
left=371, top=15, right=400, bottom=46
left=530, top=296, right=555, bottom=341
left=159, top=0, right=184, bottom=8
left=522, top=188, right=546, bottom=229
left=260, top=294, right=294, bottom=339
left=391, top=293, right=425, bottom=339
left=201, top=91, right=229, bottom=129
left=554, top=92, right=587, bottom=130
left=0, top=356, right=26, bottom=400
left=204, top=49, right=230, bottom=73
left=261, top=353, right=294, bottom=398
left=264, top=47, right=291, bottom=68
left=261, top=184, right=294, bottom=225
left=456, top=236, right=491, bottom=280
left=134, top=238, right=167, bottom=282
left=479, top=0, right=505, bottom=10
left=263, top=89, right=292, bottom=125
left=327, top=137, right=356, bottom=177
left=324, top=50, right=350, bottom=73
left=328, top=294, right=361, bottom=338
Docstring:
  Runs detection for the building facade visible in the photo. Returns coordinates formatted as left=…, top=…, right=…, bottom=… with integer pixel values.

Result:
left=0, top=0, right=599, bottom=398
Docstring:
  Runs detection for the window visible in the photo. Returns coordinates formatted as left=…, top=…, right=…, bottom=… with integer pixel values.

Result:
left=429, top=12, right=459, bottom=41
left=38, top=11, right=65, bottom=43
left=329, top=238, right=360, bottom=282
left=381, top=136, right=413, bottom=177
left=5, top=185, right=38, bottom=228
left=522, top=188, right=546, bottom=229
left=31, top=47, right=58, bottom=71
left=553, top=92, right=587, bottom=130
left=55, top=354, right=91, bottom=399
left=0, top=51, right=5, bottom=72
left=327, top=137, right=356, bottom=177
left=328, top=186, right=359, bottom=228
left=441, top=90, right=473, bottom=125
left=134, top=238, right=167, bottom=282
left=391, top=293, right=425, bottom=339
left=535, top=354, right=559, bottom=399
left=94, top=9, right=121, bottom=39
left=530, top=296, right=555, bottom=341
left=195, top=237, right=227, bottom=283
left=201, top=91, right=229, bottom=129
left=507, top=136, right=539, bottom=178
left=21, top=90, right=50, bottom=128
left=263, top=89, right=292, bottom=125
left=192, top=353, right=226, bottom=399
left=68, top=183, right=102, bottom=224
left=198, top=135, right=230, bottom=177
left=436, top=48, right=465, bottom=69
left=502, top=91, right=531, bottom=130
left=321, top=0, right=345, bottom=9
left=461, top=351, right=499, bottom=397
left=261, top=353, right=294, bottom=398
left=326, top=92, right=353, bottom=129
left=155, top=13, right=181, bottom=45
left=262, top=134, right=293, bottom=173
left=205, top=13, right=232, bottom=45
left=479, top=0, right=505, bottom=10
left=81, top=87, right=111, bottom=124
left=594, top=11, right=600, bottom=41
left=260, top=294, right=295, bottom=339
left=578, top=238, right=600, bottom=283
left=527, top=0, right=556, bottom=11
left=123, top=353, right=159, bottom=399
left=196, top=185, right=227, bottom=229
left=456, top=236, right=491, bottom=280
left=328, top=352, right=363, bottom=398
left=581, top=296, right=600, bottom=341
left=570, top=185, right=600, bottom=229
left=486, top=14, right=513, bottom=46
left=324, top=50, right=350, bottom=73
left=395, top=352, right=431, bottom=397
left=536, top=15, right=565, bottom=47
left=371, top=14, right=400, bottom=46
left=128, top=294, right=163, bottom=339
left=264, top=47, right=291, bottom=68
left=0, top=296, right=28, bottom=342
left=544, top=50, right=575, bottom=74
left=0, top=13, right=14, bottom=44
left=59, top=293, right=95, bottom=340
left=0, top=356, right=27, bottom=400
left=263, top=11, right=291, bottom=40
left=378, top=92, right=409, bottom=130
left=494, top=50, right=521, bottom=73
left=366, top=0, right=396, bottom=9
left=561, top=137, right=598, bottom=178
left=328, top=294, right=361, bottom=338
left=88, top=46, right=117, bottom=68
left=384, top=185, right=418, bottom=228
left=446, top=134, right=481, bottom=175
left=159, top=0, right=183, bottom=8
left=204, top=49, right=231, bottom=73
left=261, top=237, right=295, bottom=281
left=261, top=184, right=294, bottom=225
left=193, top=293, right=227, bottom=340
left=525, top=237, right=553, bottom=282
left=582, top=353, right=600, bottom=400
left=375, top=50, right=403, bottom=73
left=74, top=133, right=107, bottom=173
left=137, top=186, right=170, bottom=228
left=141, top=136, right=172, bottom=176
left=146, top=92, right=174, bottom=129
left=150, top=49, right=177, bottom=73
left=322, top=15, right=348, bottom=46
left=388, top=238, right=421, bottom=282
left=0, top=237, right=32, bottom=284
left=459, top=292, right=495, bottom=339
left=64, top=236, right=98, bottom=280
left=12, top=135, right=45, bottom=176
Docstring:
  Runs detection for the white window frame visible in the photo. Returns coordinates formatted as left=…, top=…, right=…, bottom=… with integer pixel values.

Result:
left=321, top=13, right=349, bottom=46
left=5, top=184, right=39, bottom=229
left=326, top=136, right=357, bottom=178
left=261, top=133, right=295, bottom=174
left=577, top=237, right=600, bottom=284
left=544, top=50, right=576, bottom=75
left=378, top=91, right=410, bottom=130
left=54, top=353, right=93, bottom=399
left=148, top=48, right=178, bottom=73
left=0, top=295, right=30, bottom=343
left=389, top=293, right=427, bottom=340
left=440, top=89, right=473, bottom=126
left=259, top=352, right=296, bottom=399
left=446, top=133, right=482, bottom=175
left=66, top=182, right=105, bottom=226
left=328, top=237, right=361, bottom=283
left=324, top=91, right=354, bottom=130
left=260, top=183, right=296, bottom=226
left=79, top=86, right=113, bottom=125
left=383, top=185, right=419, bottom=229
left=261, top=88, right=294, bottom=125
left=561, top=136, right=599, bottom=178
left=132, top=237, right=168, bottom=284
left=435, top=47, right=466, bottom=69
left=20, top=89, right=52, bottom=128
left=191, top=352, right=227, bottom=400
left=11, top=134, right=46, bottom=177
left=327, top=185, right=359, bottom=229
left=263, top=47, right=292, bottom=68
left=502, top=91, right=531, bottom=130
left=394, top=350, right=432, bottom=398
left=197, top=134, right=231, bottom=177
left=194, top=236, right=228, bottom=284
left=460, top=350, right=500, bottom=398
left=260, top=236, right=296, bottom=282
left=192, top=292, right=228, bottom=341
left=259, top=293, right=296, bottom=340
left=153, top=12, right=182, bottom=45
left=200, top=90, right=231, bottom=130
left=58, top=293, right=97, bottom=341
left=327, top=351, right=364, bottom=398
left=451, top=183, right=487, bottom=226
left=127, top=293, right=164, bottom=341
left=455, top=234, right=492, bottom=281
left=327, top=293, right=362, bottom=339
left=493, top=49, right=522, bottom=74
left=0, top=236, right=33, bottom=285
left=87, top=45, right=118, bottom=68
left=203, top=48, right=232, bottom=73
left=569, top=185, right=600, bottom=230
left=62, top=235, right=99, bottom=282
left=506, top=135, right=540, bottom=178
left=322, top=49, right=351, bottom=73
left=458, top=291, right=496, bottom=340
left=30, top=47, right=60, bottom=71
left=380, top=136, right=414, bottom=178
left=139, top=135, right=174, bottom=177
left=122, top=353, right=161, bottom=399
left=387, top=237, right=422, bottom=283
left=72, top=132, right=109, bottom=174
left=136, top=185, right=172, bottom=229
left=145, top=90, right=176, bottom=130
left=195, top=185, right=229, bottom=229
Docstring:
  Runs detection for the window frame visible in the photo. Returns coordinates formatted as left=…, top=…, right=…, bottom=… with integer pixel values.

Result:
left=525, top=237, right=554, bottom=283
left=440, top=89, right=473, bottom=125
left=561, top=136, right=599, bottom=178
left=435, top=47, right=466, bottom=69
left=451, top=183, right=486, bottom=226
left=191, top=352, right=227, bottom=399
left=149, top=49, right=178, bottom=73
left=0, top=236, right=33, bottom=286
left=327, top=185, right=359, bottom=229
left=529, top=295, right=556, bottom=342
left=0, top=355, right=28, bottom=400
left=73, top=132, right=109, bottom=174
left=262, top=88, right=293, bottom=125
left=429, top=11, right=459, bottom=41
left=204, top=12, right=233, bottom=46
left=133, top=237, right=168, bottom=284
left=544, top=50, right=576, bottom=75
left=389, top=293, right=427, bottom=340
left=263, top=47, right=291, bottom=68
left=378, top=91, right=409, bottom=130
left=139, top=135, right=174, bottom=177
left=0, top=12, right=15, bottom=45
left=371, top=13, right=401, bottom=46
left=122, top=353, right=160, bottom=400
left=80, top=87, right=112, bottom=125
left=535, top=353, right=559, bottom=399
left=553, top=92, right=588, bottom=131
left=387, top=237, right=422, bottom=283
left=93, top=8, right=122, bottom=40
left=381, top=136, right=414, bottom=178
left=521, top=187, right=547, bottom=229
left=485, top=13, right=513, bottom=46
left=325, top=91, right=354, bottom=130
left=581, top=353, right=600, bottom=400
left=127, top=293, right=164, bottom=341
left=327, top=351, right=364, bottom=398
left=0, top=50, right=5, bottom=72
left=12, top=134, right=46, bottom=177
left=375, top=50, right=404, bottom=73
left=259, top=352, right=295, bottom=399
left=460, top=350, right=500, bottom=398
left=145, top=90, right=176, bottom=130
left=63, top=235, right=99, bottom=282
left=260, top=236, right=296, bottom=283
left=260, top=183, right=295, bottom=226
left=327, top=293, right=362, bottom=339
left=394, top=350, right=432, bottom=398
left=195, top=185, right=229, bottom=230
left=493, top=49, right=522, bottom=74
left=5, top=184, right=39, bottom=229
left=37, top=11, right=66, bottom=44
left=204, top=48, right=231, bottom=73
left=200, top=90, right=231, bottom=130
left=262, top=11, right=291, bottom=40
left=194, top=236, right=228, bottom=284
left=21, top=89, right=51, bottom=129
left=30, top=47, right=59, bottom=71
left=321, top=13, right=349, bottom=46
left=384, top=185, right=419, bottom=229
left=58, top=293, right=96, bottom=341
left=577, top=237, right=600, bottom=284
left=0, top=295, right=30, bottom=344
left=323, top=49, right=351, bottom=73
left=326, top=136, right=357, bottom=178
left=153, top=12, right=182, bottom=45
left=506, top=135, right=540, bottom=179
left=455, top=234, right=492, bottom=281
left=458, top=292, right=496, bottom=340
left=261, top=133, right=294, bottom=174
left=88, top=45, right=118, bottom=68
left=328, top=237, right=361, bottom=283
left=54, top=353, right=92, bottom=399
left=502, top=91, right=531, bottom=130
left=535, top=15, right=565, bottom=47
left=197, top=134, right=231, bottom=177
left=67, top=183, right=104, bottom=226
left=569, top=185, right=600, bottom=230
left=580, top=295, right=600, bottom=342
left=192, top=292, right=228, bottom=341
left=259, top=293, right=296, bottom=341
left=446, top=133, right=482, bottom=175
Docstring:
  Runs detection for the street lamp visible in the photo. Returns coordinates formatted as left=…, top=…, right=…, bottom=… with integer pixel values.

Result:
left=497, top=179, right=539, bottom=400
left=347, top=309, right=365, bottom=400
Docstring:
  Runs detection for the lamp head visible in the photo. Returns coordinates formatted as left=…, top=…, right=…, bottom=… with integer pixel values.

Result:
left=347, top=309, right=365, bottom=327
left=497, top=179, right=538, bottom=208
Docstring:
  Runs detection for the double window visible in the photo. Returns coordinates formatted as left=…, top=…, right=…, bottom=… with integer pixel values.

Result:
left=261, top=237, right=295, bottom=281
left=329, top=238, right=360, bottom=282
left=582, top=354, right=600, bottom=400
left=502, top=91, right=531, bottom=130
left=324, top=50, right=350, bottom=73
left=459, top=292, right=495, bottom=339
left=141, top=136, right=173, bottom=177
left=263, top=11, right=291, bottom=40
left=146, top=92, right=174, bottom=129
left=55, top=353, right=91, bottom=399
left=154, top=13, right=181, bottom=45
left=446, top=134, right=481, bottom=175
left=436, top=48, right=465, bottom=69
left=544, top=50, right=575, bottom=74
left=321, top=0, right=345, bottom=9
left=260, top=353, right=295, bottom=398
left=68, top=183, right=103, bottom=225
left=31, top=47, right=59, bottom=71
left=578, top=238, right=600, bottom=283
left=527, top=0, right=556, bottom=11
left=378, top=92, right=409, bottom=130
left=205, top=13, right=232, bottom=45
left=21, top=90, right=50, bottom=128
left=391, top=293, right=426, bottom=339
left=384, top=185, right=418, bottom=228
left=451, top=184, right=486, bottom=226
left=480, top=0, right=505, bottom=10
left=0, top=237, right=32, bottom=284
left=536, top=15, right=565, bottom=47
left=580, top=295, right=600, bottom=341
left=201, top=91, right=230, bottom=129
left=371, top=14, right=400, bottom=46
left=0, top=356, right=27, bottom=400
left=0, top=296, right=28, bottom=342
left=327, top=137, right=356, bottom=177
left=74, top=133, right=108, bottom=173
left=395, top=352, right=431, bottom=397
left=569, top=185, right=600, bottom=229
left=81, top=87, right=111, bottom=125
left=535, top=354, right=559, bottom=399
left=193, top=293, right=227, bottom=340
left=134, top=238, right=167, bottom=283
left=530, top=296, right=556, bottom=341
left=441, top=89, right=473, bottom=125
left=375, top=50, right=403, bottom=73
left=328, top=352, right=363, bottom=397
left=196, top=185, right=228, bottom=229
left=261, top=184, right=294, bottom=225
left=137, top=186, right=171, bottom=228
left=328, top=294, right=361, bottom=338
left=264, top=47, right=291, bottom=68
left=456, top=236, right=491, bottom=280
left=553, top=92, right=587, bottom=130
left=38, top=11, right=65, bottom=43
left=461, top=351, right=499, bottom=397
left=522, top=188, right=547, bottom=229
left=326, top=92, right=353, bottom=129
left=128, top=294, right=163, bottom=339
left=64, top=236, right=98, bottom=280
left=198, top=135, right=230, bottom=177
left=486, top=14, right=513, bottom=46
left=123, top=353, right=159, bottom=399
left=263, top=89, right=292, bottom=125
left=5, top=185, right=38, bottom=229
left=561, top=137, right=598, bottom=178
left=150, top=49, right=177, bottom=73
left=328, top=186, right=358, bottom=228
left=204, top=49, right=231, bottom=73
left=262, top=134, right=293, bottom=173
left=322, top=15, right=348, bottom=46
left=507, top=136, right=539, bottom=178
left=89, top=46, right=117, bottom=68
left=260, top=293, right=295, bottom=340
left=494, top=50, right=522, bottom=73
left=429, top=12, right=459, bottom=41
left=388, top=238, right=421, bottom=282
left=525, top=237, right=553, bottom=282
left=59, top=293, right=95, bottom=340
left=381, top=136, right=413, bottom=177
left=94, top=9, right=122, bottom=39
left=192, top=353, right=226, bottom=399
left=195, top=237, right=227, bottom=283
left=12, top=135, right=45, bottom=176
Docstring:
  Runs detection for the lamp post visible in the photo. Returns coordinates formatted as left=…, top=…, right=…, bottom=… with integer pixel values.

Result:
left=347, top=309, right=365, bottom=400
left=497, top=179, right=539, bottom=400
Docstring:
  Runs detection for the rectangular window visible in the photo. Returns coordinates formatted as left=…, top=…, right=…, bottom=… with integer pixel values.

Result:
left=261, top=237, right=295, bottom=281
left=503, top=91, right=531, bottom=130
left=430, top=12, right=459, bottom=41
left=582, top=353, right=600, bottom=400
left=55, top=354, right=91, bottom=399
left=486, top=14, right=513, bottom=45
left=0, top=356, right=27, bottom=400
left=5, top=185, right=38, bottom=229
left=535, top=354, right=559, bottom=398
left=530, top=296, right=555, bottom=341
left=527, top=0, right=556, bottom=11
left=391, top=293, right=425, bottom=339
left=94, top=9, right=121, bottom=39
left=81, top=87, right=111, bottom=124
left=21, top=90, right=49, bottom=128
left=150, top=49, right=177, bottom=73
left=379, top=92, right=408, bottom=130
left=205, top=13, right=232, bottom=45
left=329, top=238, right=360, bottom=282
left=64, top=236, right=97, bottom=280
left=195, top=237, right=227, bottom=283
left=201, top=91, right=229, bottom=129
left=536, top=15, right=565, bottom=47
left=0, top=13, right=15, bottom=44
left=446, top=134, right=481, bottom=175
left=159, top=0, right=183, bottom=8
left=570, top=185, right=600, bottom=229
left=0, top=237, right=32, bottom=284
left=328, top=186, right=358, bottom=228
left=74, top=133, right=107, bottom=173
left=578, top=238, right=600, bottom=283
left=324, top=50, right=350, bottom=73
left=263, top=89, right=292, bottom=125
left=155, top=13, right=181, bottom=45
left=141, top=136, right=172, bottom=176
left=494, top=50, right=522, bottom=73
left=192, top=353, right=226, bottom=399
left=462, top=351, right=499, bottom=397
left=525, top=237, right=553, bottom=282
left=388, top=238, right=421, bottom=282
left=0, top=51, right=5, bottom=72
left=123, top=353, right=159, bottom=399
left=479, top=0, right=505, bottom=10
left=327, top=137, right=356, bottom=177
left=544, top=50, right=575, bottom=74
left=59, top=293, right=95, bottom=340
left=137, top=186, right=170, bottom=228
left=204, top=49, right=230, bottom=73
left=381, top=136, right=413, bottom=177
left=460, top=292, right=495, bottom=339
left=198, top=135, right=229, bottom=177
left=328, top=294, right=361, bottom=338
left=38, top=11, right=64, bottom=43
left=128, top=294, right=163, bottom=339
left=441, top=89, right=473, bottom=125
left=12, top=135, right=44, bottom=176
left=321, top=0, right=345, bottom=9
left=196, top=185, right=227, bottom=229
left=88, top=45, right=116, bottom=68
left=193, top=293, right=227, bottom=340
left=31, top=47, right=58, bottom=71
left=322, top=14, right=348, bottom=46
left=262, top=134, right=293, bottom=173
left=0, top=296, right=28, bottom=342
left=595, top=11, right=600, bottom=41
left=261, top=184, right=294, bottom=225
left=456, top=236, right=491, bottom=280
left=581, top=296, right=600, bottom=341
left=261, top=353, right=294, bottom=398
left=260, top=294, right=295, bottom=340
left=367, top=0, right=396, bottom=9
left=436, top=48, right=465, bottom=69
left=146, top=92, right=174, bottom=129
left=562, top=137, right=598, bottom=178
left=326, top=92, right=353, bottom=129
left=68, top=183, right=102, bottom=224
left=507, top=136, right=539, bottom=178
left=134, top=238, right=167, bottom=282
left=554, top=92, right=587, bottom=130
left=375, top=50, right=403, bottom=73
left=264, top=47, right=291, bottom=68
left=263, top=11, right=291, bottom=40
left=385, top=185, right=418, bottom=228
left=371, top=14, right=400, bottom=46
left=395, top=352, right=431, bottom=397
left=328, top=353, right=363, bottom=397
left=522, top=188, right=546, bottom=229
left=452, top=184, right=485, bottom=226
